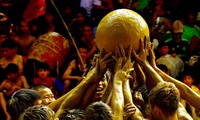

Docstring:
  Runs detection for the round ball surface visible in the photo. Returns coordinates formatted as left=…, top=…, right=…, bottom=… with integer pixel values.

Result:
left=95, top=9, right=149, bottom=53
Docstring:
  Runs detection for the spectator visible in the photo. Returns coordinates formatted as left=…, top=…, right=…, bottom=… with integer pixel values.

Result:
left=0, top=63, right=29, bottom=120
left=0, top=39, right=23, bottom=74
left=62, top=46, right=89, bottom=93
left=180, top=72, right=200, bottom=119
left=156, top=42, right=184, bottom=78
left=164, top=20, right=190, bottom=61
left=33, top=62, right=64, bottom=98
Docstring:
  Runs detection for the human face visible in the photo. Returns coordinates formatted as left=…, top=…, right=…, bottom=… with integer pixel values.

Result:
left=82, top=26, right=93, bottom=39
left=37, top=87, right=55, bottom=105
left=0, top=34, right=8, bottom=43
left=182, top=75, right=194, bottom=87
left=37, top=69, right=50, bottom=79
left=76, top=13, right=85, bottom=24
left=7, top=72, right=18, bottom=80
left=95, top=74, right=108, bottom=101
left=34, top=99, right=42, bottom=105
left=159, top=45, right=169, bottom=55
left=79, top=48, right=87, bottom=60
left=20, top=22, right=30, bottom=33
left=1, top=47, right=16, bottom=59
left=173, top=33, right=182, bottom=42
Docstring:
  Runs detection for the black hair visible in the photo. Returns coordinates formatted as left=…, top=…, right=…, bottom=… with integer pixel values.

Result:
left=28, top=15, right=50, bottom=38
left=0, top=38, right=17, bottom=49
left=36, top=62, right=50, bottom=71
left=29, top=84, right=49, bottom=91
left=59, top=108, right=85, bottom=120
left=5, top=63, right=19, bottom=74
left=84, top=101, right=113, bottom=120
left=6, top=89, right=41, bottom=120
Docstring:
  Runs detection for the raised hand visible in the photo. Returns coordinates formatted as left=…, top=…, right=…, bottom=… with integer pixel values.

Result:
left=133, top=36, right=151, bottom=66
left=95, top=49, right=115, bottom=78
left=148, top=44, right=157, bottom=69
left=123, top=103, right=136, bottom=120
left=137, top=36, right=150, bottom=61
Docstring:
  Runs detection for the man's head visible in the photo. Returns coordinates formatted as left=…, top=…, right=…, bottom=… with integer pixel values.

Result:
left=59, top=108, right=85, bottom=120
left=5, top=63, right=19, bottom=80
left=148, top=82, right=180, bottom=120
left=94, top=70, right=110, bottom=101
left=6, top=89, right=41, bottom=120
left=36, top=62, right=51, bottom=79
left=30, top=84, right=55, bottom=105
left=84, top=101, right=113, bottom=120
left=0, top=13, right=11, bottom=43
left=1, top=39, right=18, bottom=58
left=172, top=20, right=183, bottom=42
left=19, top=105, right=58, bottom=120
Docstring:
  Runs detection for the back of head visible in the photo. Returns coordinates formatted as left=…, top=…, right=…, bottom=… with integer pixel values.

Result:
left=59, top=108, right=85, bottom=120
left=172, top=20, right=183, bottom=33
left=148, top=82, right=180, bottom=117
left=29, top=84, right=49, bottom=91
left=84, top=101, right=113, bottom=120
left=6, top=89, right=41, bottom=120
left=19, top=105, right=57, bottom=120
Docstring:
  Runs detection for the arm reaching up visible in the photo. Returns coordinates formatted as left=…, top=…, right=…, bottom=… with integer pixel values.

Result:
left=148, top=44, right=200, bottom=111
left=55, top=51, right=114, bottom=117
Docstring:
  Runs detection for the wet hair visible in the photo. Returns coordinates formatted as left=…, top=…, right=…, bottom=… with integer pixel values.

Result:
left=0, top=38, right=17, bottom=49
left=6, top=89, right=41, bottom=120
left=19, top=105, right=56, bottom=120
left=5, top=63, right=19, bottom=74
left=29, top=84, right=49, bottom=91
left=148, top=82, right=180, bottom=116
left=84, top=101, right=113, bottom=120
left=59, top=108, right=85, bottom=120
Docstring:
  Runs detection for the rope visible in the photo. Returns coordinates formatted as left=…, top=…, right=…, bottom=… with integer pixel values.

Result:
left=50, top=0, right=86, bottom=71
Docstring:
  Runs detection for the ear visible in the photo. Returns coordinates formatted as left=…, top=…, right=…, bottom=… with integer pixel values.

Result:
left=153, top=106, right=163, bottom=116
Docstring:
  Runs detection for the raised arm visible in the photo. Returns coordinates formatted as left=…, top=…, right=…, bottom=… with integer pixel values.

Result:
left=110, top=45, right=138, bottom=120
left=148, top=45, right=200, bottom=111
left=133, top=38, right=193, bottom=120
left=55, top=51, right=114, bottom=118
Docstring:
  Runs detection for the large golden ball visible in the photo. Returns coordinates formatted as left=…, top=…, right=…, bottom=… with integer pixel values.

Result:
left=95, top=9, right=149, bottom=53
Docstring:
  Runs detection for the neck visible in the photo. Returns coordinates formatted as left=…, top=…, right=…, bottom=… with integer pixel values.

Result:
left=160, top=114, right=178, bottom=120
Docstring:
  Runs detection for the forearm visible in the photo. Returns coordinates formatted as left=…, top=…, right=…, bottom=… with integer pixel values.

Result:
left=111, top=75, right=124, bottom=120
left=81, top=83, right=98, bottom=109
left=177, top=102, right=193, bottom=120
left=123, top=80, right=146, bottom=120
left=111, top=86, right=124, bottom=120
left=51, top=68, right=99, bottom=113
left=141, top=63, right=163, bottom=91
left=63, top=76, right=81, bottom=81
